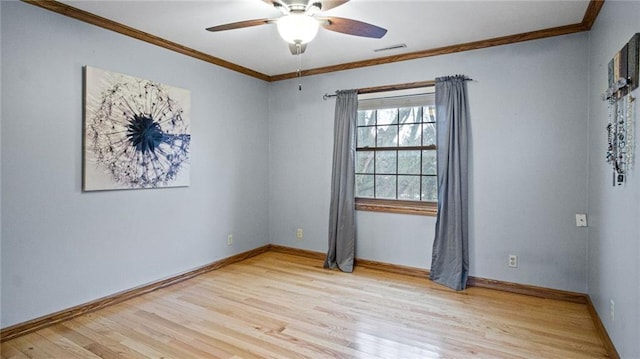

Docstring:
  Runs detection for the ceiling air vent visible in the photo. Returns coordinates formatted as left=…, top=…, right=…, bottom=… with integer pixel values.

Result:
left=374, top=43, right=407, bottom=52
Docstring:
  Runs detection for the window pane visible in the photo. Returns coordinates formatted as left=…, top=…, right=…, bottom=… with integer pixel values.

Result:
left=357, top=127, right=375, bottom=147
left=376, top=108, right=398, bottom=125
left=422, top=176, right=438, bottom=201
left=376, top=151, right=396, bottom=174
left=375, top=175, right=396, bottom=199
left=377, top=125, right=398, bottom=147
left=356, top=174, right=374, bottom=197
left=357, top=110, right=376, bottom=126
left=355, top=91, right=438, bottom=204
left=422, top=150, right=437, bottom=175
left=422, top=123, right=436, bottom=146
left=399, top=124, right=421, bottom=147
left=399, top=107, right=420, bottom=124
left=398, top=150, right=420, bottom=174
left=423, top=105, right=435, bottom=122
left=356, top=151, right=374, bottom=173
left=398, top=175, right=421, bottom=200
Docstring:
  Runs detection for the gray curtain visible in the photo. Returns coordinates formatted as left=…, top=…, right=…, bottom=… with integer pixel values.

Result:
left=324, top=90, right=358, bottom=273
left=430, top=75, right=470, bottom=291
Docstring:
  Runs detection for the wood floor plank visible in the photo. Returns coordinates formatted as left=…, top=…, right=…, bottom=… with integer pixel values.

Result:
left=9, top=334, right=55, bottom=358
left=20, top=332, right=91, bottom=359
left=0, top=341, right=31, bottom=359
left=1, top=251, right=610, bottom=358
left=35, top=328, right=101, bottom=359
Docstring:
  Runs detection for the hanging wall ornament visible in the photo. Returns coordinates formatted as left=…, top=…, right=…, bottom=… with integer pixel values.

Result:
left=605, top=94, right=635, bottom=186
left=603, top=33, right=638, bottom=186
left=626, top=94, right=635, bottom=170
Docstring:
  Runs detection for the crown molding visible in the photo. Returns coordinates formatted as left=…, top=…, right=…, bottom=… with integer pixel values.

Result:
left=582, top=0, right=605, bottom=30
left=270, top=22, right=589, bottom=81
left=21, top=0, right=271, bottom=81
left=22, top=0, right=604, bottom=82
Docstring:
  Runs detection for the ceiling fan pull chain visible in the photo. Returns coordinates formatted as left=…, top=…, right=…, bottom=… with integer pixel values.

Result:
left=297, top=43, right=303, bottom=91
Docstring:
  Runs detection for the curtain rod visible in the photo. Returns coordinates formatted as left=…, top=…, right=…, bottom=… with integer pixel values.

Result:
left=322, top=78, right=472, bottom=100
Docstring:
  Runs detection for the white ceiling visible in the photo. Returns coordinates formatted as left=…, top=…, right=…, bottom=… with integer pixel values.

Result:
left=62, top=0, right=591, bottom=77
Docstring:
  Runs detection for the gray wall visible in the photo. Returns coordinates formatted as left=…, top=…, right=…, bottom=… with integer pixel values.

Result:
left=1, top=2, right=270, bottom=327
left=6, top=4, right=638, bottom=357
left=586, top=1, right=640, bottom=357
left=0, top=0, right=3, bottom=323
left=269, top=33, right=590, bottom=292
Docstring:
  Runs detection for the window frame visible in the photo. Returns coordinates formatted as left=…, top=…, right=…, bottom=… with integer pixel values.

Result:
left=354, top=83, right=438, bottom=216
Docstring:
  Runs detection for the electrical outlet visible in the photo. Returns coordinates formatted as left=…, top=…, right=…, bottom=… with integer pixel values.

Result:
left=610, top=299, right=615, bottom=321
left=576, top=213, right=588, bottom=227
left=227, top=234, right=233, bottom=246
left=508, top=254, right=518, bottom=268
left=296, top=228, right=303, bottom=240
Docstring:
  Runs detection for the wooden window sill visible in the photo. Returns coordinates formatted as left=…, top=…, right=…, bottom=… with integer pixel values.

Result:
left=355, top=198, right=437, bottom=216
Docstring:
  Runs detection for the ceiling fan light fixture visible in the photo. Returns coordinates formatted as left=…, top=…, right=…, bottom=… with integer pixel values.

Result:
left=276, top=13, right=319, bottom=45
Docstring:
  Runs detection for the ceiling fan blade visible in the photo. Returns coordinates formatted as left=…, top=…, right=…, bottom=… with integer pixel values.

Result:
left=321, top=16, right=387, bottom=39
left=289, top=43, right=307, bottom=55
left=206, top=18, right=271, bottom=32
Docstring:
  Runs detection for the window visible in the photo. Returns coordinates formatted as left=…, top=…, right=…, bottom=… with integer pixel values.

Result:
left=355, top=87, right=437, bottom=216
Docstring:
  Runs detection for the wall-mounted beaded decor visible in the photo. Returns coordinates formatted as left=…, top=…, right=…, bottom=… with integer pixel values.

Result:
left=603, top=33, right=638, bottom=186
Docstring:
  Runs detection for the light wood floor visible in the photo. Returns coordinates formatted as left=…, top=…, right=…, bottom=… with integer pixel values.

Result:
left=2, top=252, right=608, bottom=358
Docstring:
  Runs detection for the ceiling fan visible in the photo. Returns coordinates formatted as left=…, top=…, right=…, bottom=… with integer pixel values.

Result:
left=206, top=0, right=387, bottom=55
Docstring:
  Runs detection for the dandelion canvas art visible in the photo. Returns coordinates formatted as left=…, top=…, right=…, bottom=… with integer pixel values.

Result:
left=84, top=66, right=191, bottom=191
